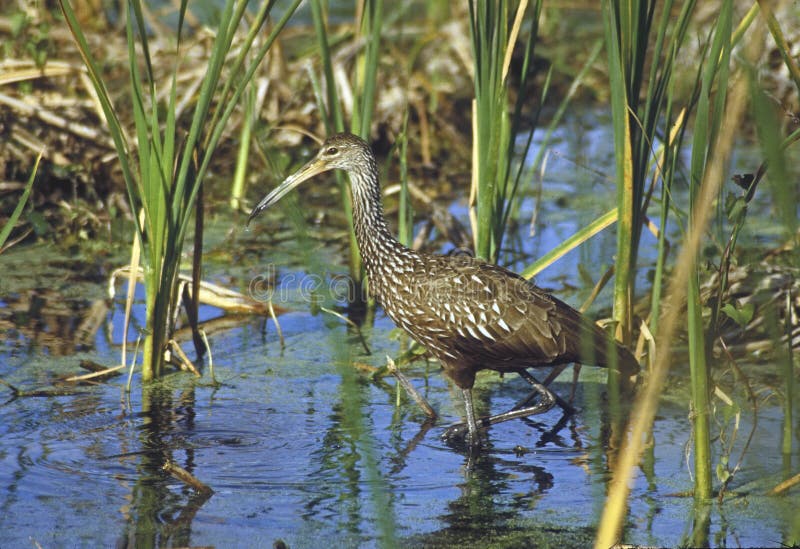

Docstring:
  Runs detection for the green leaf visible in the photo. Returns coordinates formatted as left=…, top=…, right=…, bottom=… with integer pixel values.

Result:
left=10, top=12, right=28, bottom=37
left=725, top=193, right=747, bottom=221
left=720, top=301, right=755, bottom=327
left=520, top=208, right=618, bottom=279
left=715, top=459, right=730, bottom=483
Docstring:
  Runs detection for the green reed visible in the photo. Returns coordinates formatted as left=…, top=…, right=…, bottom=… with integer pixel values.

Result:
left=352, top=0, right=384, bottom=139
left=601, top=0, right=728, bottom=508
left=748, top=54, right=800, bottom=455
left=602, top=0, right=695, bottom=344
left=230, top=83, right=256, bottom=211
left=396, top=112, right=413, bottom=247
left=601, top=0, right=697, bottom=470
left=469, top=0, right=542, bottom=263
left=60, top=0, right=300, bottom=379
left=750, top=11, right=800, bottom=455
left=686, top=1, right=733, bottom=501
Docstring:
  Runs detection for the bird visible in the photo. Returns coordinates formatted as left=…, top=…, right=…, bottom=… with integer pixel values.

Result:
left=248, top=133, right=639, bottom=445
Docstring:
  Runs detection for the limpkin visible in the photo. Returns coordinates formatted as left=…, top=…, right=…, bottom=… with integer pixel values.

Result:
left=248, top=133, right=639, bottom=444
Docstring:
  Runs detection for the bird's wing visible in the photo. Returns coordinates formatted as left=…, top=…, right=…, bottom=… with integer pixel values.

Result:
left=411, top=255, right=638, bottom=374
left=414, top=258, right=572, bottom=365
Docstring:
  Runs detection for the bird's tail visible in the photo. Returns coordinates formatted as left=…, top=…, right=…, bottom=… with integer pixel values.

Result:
left=557, top=300, right=640, bottom=381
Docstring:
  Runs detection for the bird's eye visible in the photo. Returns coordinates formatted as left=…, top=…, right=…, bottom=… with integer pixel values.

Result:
left=326, top=147, right=338, bottom=155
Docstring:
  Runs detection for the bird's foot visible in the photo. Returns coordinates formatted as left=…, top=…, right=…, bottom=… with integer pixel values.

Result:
left=442, top=420, right=485, bottom=444
left=442, top=423, right=468, bottom=441
left=442, top=394, right=557, bottom=445
left=437, top=388, right=486, bottom=447
left=441, top=421, right=485, bottom=453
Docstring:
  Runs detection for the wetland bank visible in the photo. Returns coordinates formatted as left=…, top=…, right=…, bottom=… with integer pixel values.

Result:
left=1, top=1, right=798, bottom=547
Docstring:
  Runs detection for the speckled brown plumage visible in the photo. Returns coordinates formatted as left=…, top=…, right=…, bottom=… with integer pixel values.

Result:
left=249, top=133, right=639, bottom=443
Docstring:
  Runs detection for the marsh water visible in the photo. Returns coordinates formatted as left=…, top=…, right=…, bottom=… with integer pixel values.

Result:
left=1, top=113, right=798, bottom=547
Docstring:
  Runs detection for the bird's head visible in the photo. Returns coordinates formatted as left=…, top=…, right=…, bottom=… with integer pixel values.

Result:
left=247, top=133, right=372, bottom=225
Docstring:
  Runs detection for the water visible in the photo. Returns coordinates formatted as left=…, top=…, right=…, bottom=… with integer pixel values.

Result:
left=1, top=290, right=797, bottom=547
left=1, top=111, right=798, bottom=547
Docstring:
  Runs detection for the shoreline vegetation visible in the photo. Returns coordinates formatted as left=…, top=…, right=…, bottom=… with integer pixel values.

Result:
left=1, top=3, right=792, bottom=235
left=0, top=2, right=798, bottom=546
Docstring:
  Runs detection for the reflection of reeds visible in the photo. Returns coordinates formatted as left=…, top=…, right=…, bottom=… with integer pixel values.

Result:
left=59, top=0, right=300, bottom=379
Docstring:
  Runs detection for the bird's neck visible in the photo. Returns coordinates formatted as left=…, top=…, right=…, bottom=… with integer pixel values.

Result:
left=348, top=169, right=415, bottom=292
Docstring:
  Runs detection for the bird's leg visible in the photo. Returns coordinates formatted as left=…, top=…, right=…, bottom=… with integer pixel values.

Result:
left=538, top=364, right=581, bottom=403
left=443, top=383, right=557, bottom=442
left=462, top=388, right=481, bottom=445
left=540, top=363, right=568, bottom=386
left=478, top=379, right=556, bottom=427
left=569, top=364, right=581, bottom=402
left=442, top=388, right=482, bottom=444
left=516, top=369, right=575, bottom=415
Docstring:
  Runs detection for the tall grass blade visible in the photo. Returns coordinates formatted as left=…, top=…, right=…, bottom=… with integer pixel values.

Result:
left=0, top=152, right=40, bottom=251
left=311, top=0, right=363, bottom=296
left=520, top=208, right=618, bottom=280
left=397, top=111, right=413, bottom=247
left=602, top=0, right=637, bottom=343
left=500, top=0, right=545, bottom=238
left=231, top=86, right=255, bottom=210
left=311, top=0, right=344, bottom=134
left=758, top=1, right=800, bottom=93
left=59, top=1, right=138, bottom=235
left=596, top=3, right=766, bottom=543
left=352, top=0, right=384, bottom=139
left=749, top=53, right=798, bottom=455
left=603, top=0, right=696, bottom=344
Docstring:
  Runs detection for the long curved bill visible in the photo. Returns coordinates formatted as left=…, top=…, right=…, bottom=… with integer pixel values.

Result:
left=247, top=156, right=330, bottom=226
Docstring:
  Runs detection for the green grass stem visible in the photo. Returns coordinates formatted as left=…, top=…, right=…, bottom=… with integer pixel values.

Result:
left=0, top=152, right=39, bottom=251
left=310, top=0, right=387, bottom=298
left=603, top=0, right=696, bottom=344
left=595, top=51, right=751, bottom=548
left=397, top=111, right=413, bottom=247
left=230, top=84, right=255, bottom=211
left=749, top=50, right=799, bottom=455
left=686, top=0, right=732, bottom=502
